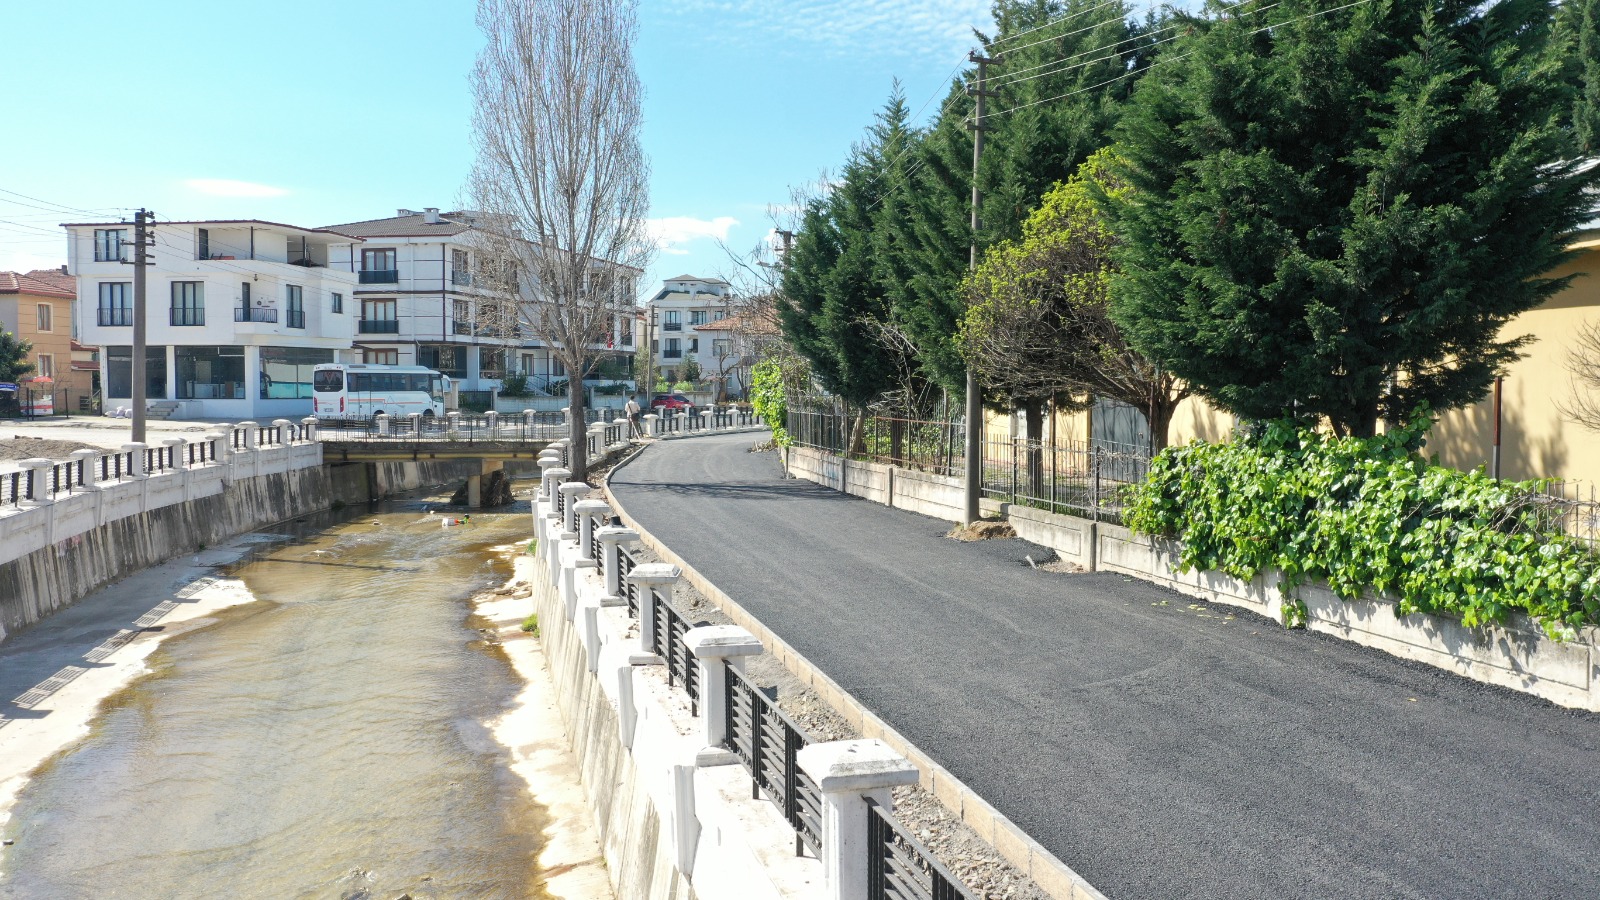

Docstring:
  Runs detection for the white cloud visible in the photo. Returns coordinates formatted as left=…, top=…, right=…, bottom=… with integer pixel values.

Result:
left=647, top=215, right=739, bottom=254
left=659, top=1, right=991, bottom=56
left=184, top=179, right=290, bottom=198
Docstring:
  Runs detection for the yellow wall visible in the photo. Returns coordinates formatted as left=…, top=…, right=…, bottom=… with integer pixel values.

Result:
left=8, top=290, right=94, bottom=412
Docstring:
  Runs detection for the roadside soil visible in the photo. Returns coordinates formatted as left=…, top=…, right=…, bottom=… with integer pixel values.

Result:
left=0, top=436, right=95, bottom=462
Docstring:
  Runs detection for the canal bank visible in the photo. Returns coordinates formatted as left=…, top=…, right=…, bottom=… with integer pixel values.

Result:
left=0, top=495, right=605, bottom=899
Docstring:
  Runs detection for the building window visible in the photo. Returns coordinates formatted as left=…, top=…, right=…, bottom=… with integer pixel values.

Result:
left=690, top=310, right=707, bottom=326
left=480, top=347, right=505, bottom=378
left=688, top=338, right=699, bottom=354
left=452, top=249, right=471, bottom=286
left=170, top=281, right=205, bottom=326
left=360, top=248, right=398, bottom=283
left=417, top=344, right=466, bottom=378
left=453, top=299, right=473, bottom=335
left=98, top=282, right=132, bottom=326
left=663, top=310, right=682, bottom=331
left=105, top=345, right=168, bottom=399
left=360, top=298, right=398, bottom=333
left=176, top=346, right=245, bottom=399
left=713, top=339, right=731, bottom=358
left=197, top=228, right=210, bottom=260
left=621, top=329, right=633, bottom=347
left=260, top=346, right=333, bottom=399
left=35, top=303, right=52, bottom=332
left=94, top=229, right=126, bottom=262
left=521, top=353, right=535, bottom=375
left=331, top=292, right=343, bottom=314
left=713, top=310, right=726, bottom=321
left=37, top=354, right=53, bottom=379
left=364, top=349, right=399, bottom=365
left=664, top=338, right=681, bottom=358
left=286, top=285, right=304, bottom=329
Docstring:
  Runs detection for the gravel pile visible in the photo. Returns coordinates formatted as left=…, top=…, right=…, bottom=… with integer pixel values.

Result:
left=0, top=436, right=96, bottom=463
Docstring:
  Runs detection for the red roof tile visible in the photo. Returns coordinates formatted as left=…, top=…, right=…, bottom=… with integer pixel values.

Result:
left=0, top=269, right=74, bottom=298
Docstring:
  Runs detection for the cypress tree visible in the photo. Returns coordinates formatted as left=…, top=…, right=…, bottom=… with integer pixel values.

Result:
left=1108, top=0, right=1599, bottom=436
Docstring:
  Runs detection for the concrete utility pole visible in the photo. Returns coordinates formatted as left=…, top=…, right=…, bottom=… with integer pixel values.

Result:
left=963, top=52, right=994, bottom=525
left=125, top=209, right=154, bottom=444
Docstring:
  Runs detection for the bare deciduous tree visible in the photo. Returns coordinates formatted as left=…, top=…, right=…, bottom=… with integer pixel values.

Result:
left=1559, top=319, right=1600, bottom=431
left=467, top=0, right=653, bottom=479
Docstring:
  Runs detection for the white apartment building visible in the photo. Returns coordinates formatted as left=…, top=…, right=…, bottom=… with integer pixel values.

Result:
left=65, top=219, right=361, bottom=419
left=646, top=275, right=734, bottom=387
left=324, top=208, right=639, bottom=399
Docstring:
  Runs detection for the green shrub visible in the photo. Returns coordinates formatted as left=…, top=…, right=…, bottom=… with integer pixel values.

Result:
left=521, top=612, right=540, bottom=635
left=749, top=359, right=790, bottom=446
left=1126, top=410, right=1600, bottom=635
left=502, top=372, right=531, bottom=396
left=672, top=380, right=694, bottom=392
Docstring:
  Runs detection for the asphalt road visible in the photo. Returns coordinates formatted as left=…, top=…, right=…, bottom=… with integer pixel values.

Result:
left=610, top=433, right=1600, bottom=900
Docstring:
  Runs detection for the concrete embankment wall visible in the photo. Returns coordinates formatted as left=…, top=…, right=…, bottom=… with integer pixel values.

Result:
left=0, top=453, right=508, bottom=644
left=782, top=445, right=1600, bottom=713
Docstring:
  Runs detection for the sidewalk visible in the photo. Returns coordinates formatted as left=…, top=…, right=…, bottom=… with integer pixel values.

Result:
left=609, top=431, right=1600, bottom=900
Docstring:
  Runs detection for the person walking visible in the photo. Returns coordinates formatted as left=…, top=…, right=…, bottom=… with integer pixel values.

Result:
left=625, top=395, right=642, bottom=438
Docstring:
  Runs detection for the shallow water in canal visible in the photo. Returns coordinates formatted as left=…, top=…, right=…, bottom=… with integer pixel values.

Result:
left=0, top=499, right=546, bottom=900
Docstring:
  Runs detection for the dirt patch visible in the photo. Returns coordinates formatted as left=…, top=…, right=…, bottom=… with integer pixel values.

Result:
left=0, top=436, right=96, bottom=463
left=1038, top=559, right=1085, bottom=575
left=947, top=520, right=1017, bottom=542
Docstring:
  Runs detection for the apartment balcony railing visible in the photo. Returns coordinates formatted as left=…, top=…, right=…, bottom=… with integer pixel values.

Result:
left=662, top=322, right=683, bottom=331
left=359, top=269, right=399, bottom=284
left=452, top=271, right=472, bottom=286
left=286, top=309, right=305, bottom=329
left=358, top=319, right=400, bottom=334
left=97, top=307, right=133, bottom=327
left=169, top=308, right=205, bottom=326
left=452, top=321, right=473, bottom=336
left=234, top=307, right=278, bottom=323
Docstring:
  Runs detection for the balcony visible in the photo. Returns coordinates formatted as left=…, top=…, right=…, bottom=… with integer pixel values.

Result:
left=359, top=319, right=400, bottom=334
left=453, top=321, right=473, bottom=336
left=662, top=322, right=683, bottom=332
left=287, top=309, right=305, bottom=329
left=452, top=271, right=472, bottom=287
left=170, top=308, right=205, bottom=326
left=97, top=307, right=133, bottom=327
left=359, top=269, right=399, bottom=284
left=235, top=307, right=279, bottom=323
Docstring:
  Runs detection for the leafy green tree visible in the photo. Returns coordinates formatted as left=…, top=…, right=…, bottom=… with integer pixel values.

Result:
left=964, top=150, right=1187, bottom=449
left=679, top=353, right=701, bottom=383
left=1107, top=0, right=1600, bottom=437
left=1556, top=0, right=1600, bottom=152
left=0, top=330, right=35, bottom=384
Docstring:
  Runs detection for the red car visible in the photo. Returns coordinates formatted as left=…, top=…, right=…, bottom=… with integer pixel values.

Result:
left=650, top=393, right=694, bottom=411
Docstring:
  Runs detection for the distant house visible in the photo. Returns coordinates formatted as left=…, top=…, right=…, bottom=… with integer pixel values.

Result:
left=645, top=275, right=734, bottom=388
left=0, top=267, right=95, bottom=413
left=693, top=306, right=779, bottom=401
left=64, top=218, right=362, bottom=418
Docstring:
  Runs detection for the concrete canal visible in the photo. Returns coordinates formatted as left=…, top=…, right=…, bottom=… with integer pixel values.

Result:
left=0, top=498, right=552, bottom=899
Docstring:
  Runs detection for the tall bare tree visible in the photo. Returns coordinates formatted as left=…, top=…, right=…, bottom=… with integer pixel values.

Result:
left=1559, top=319, right=1600, bottom=432
left=467, top=0, right=653, bottom=479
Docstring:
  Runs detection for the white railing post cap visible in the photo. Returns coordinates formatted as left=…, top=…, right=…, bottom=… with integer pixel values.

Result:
left=574, top=498, right=611, bottom=516
left=161, top=437, right=185, bottom=447
left=627, top=563, right=681, bottom=585
left=596, top=525, right=638, bottom=544
left=18, top=457, right=52, bottom=471
left=558, top=481, right=592, bottom=497
left=683, top=625, right=762, bottom=659
left=544, top=467, right=571, bottom=481
left=797, top=740, right=920, bottom=793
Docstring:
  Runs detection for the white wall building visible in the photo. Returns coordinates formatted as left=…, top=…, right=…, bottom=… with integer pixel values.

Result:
left=645, top=275, right=734, bottom=389
left=324, top=208, right=639, bottom=400
left=65, top=219, right=361, bottom=419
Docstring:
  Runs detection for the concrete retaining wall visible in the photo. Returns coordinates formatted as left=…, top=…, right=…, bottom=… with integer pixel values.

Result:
left=784, top=445, right=1600, bottom=713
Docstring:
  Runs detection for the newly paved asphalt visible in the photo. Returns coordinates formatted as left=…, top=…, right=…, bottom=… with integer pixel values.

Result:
left=611, top=433, right=1600, bottom=900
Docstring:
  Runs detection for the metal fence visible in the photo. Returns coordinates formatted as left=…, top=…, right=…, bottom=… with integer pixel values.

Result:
left=982, top=435, right=1152, bottom=524
left=866, top=797, right=978, bottom=900
left=1541, top=481, right=1600, bottom=551
left=316, top=411, right=575, bottom=443
left=2, top=439, right=225, bottom=507
left=726, top=662, right=824, bottom=857
left=788, top=411, right=965, bottom=477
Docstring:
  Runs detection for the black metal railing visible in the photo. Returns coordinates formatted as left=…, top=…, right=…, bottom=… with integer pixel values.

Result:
left=865, top=797, right=978, bottom=900
left=235, top=307, right=278, bottom=323
left=651, top=593, right=700, bottom=712
left=286, top=309, right=305, bottom=329
left=3, top=470, right=33, bottom=506
left=359, top=269, right=399, bottom=284
left=169, top=307, right=205, bottom=326
left=619, top=545, right=640, bottom=616
left=725, top=662, right=824, bottom=857
left=358, top=319, right=400, bottom=334
left=788, top=410, right=966, bottom=478
left=97, top=307, right=133, bottom=326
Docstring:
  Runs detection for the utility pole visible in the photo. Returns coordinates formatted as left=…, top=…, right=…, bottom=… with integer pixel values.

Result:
left=124, top=209, right=154, bottom=444
left=963, top=52, right=994, bottom=525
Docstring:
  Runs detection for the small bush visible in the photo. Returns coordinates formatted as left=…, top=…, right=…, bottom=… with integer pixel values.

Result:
left=521, top=612, right=540, bottom=635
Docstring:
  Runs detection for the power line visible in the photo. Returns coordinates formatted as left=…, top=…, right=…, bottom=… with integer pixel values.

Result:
left=0, top=186, right=125, bottom=217
left=986, top=0, right=1128, bottom=51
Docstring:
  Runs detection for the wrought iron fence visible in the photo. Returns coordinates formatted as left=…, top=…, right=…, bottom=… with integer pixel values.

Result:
left=982, top=435, right=1152, bottom=524
left=725, top=662, right=824, bottom=857
left=787, top=410, right=965, bottom=477
left=865, top=797, right=978, bottom=900
left=652, top=588, right=700, bottom=712
left=1541, top=481, right=1600, bottom=551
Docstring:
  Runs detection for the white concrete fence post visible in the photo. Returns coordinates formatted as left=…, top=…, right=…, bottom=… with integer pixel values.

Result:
left=446, top=411, right=462, bottom=437
left=237, top=423, right=257, bottom=451
left=301, top=416, right=318, bottom=442
left=124, top=442, right=148, bottom=478
left=523, top=408, right=536, bottom=431
left=375, top=413, right=391, bottom=437
left=272, top=418, right=293, bottom=444
left=683, top=626, right=763, bottom=766
left=70, top=448, right=102, bottom=487
left=574, top=498, right=611, bottom=561
left=162, top=437, right=186, bottom=471
left=677, top=412, right=689, bottom=433
left=596, top=525, right=639, bottom=605
left=536, top=451, right=563, bottom=502
left=702, top=409, right=714, bottom=431
left=18, top=458, right=52, bottom=504
left=644, top=413, right=660, bottom=437
left=797, top=740, right=922, bottom=900
left=202, top=432, right=227, bottom=464
left=408, top=412, right=421, bottom=435
left=614, top=417, right=630, bottom=443
left=485, top=410, right=498, bottom=435
left=558, top=481, right=591, bottom=540
left=626, top=563, right=680, bottom=664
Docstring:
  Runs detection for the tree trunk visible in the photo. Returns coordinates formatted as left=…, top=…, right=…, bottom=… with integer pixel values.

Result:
left=1024, top=398, right=1045, bottom=498
left=848, top=407, right=869, bottom=456
left=1148, top=396, right=1176, bottom=454
left=568, top=375, right=589, bottom=481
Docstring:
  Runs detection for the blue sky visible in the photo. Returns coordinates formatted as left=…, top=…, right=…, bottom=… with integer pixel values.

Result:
left=0, top=0, right=994, bottom=298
